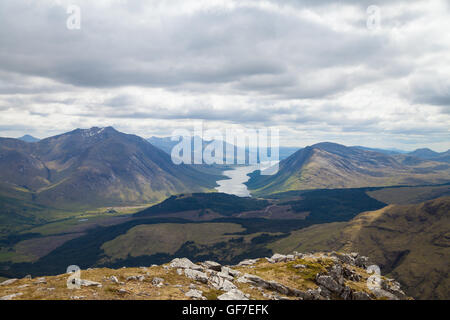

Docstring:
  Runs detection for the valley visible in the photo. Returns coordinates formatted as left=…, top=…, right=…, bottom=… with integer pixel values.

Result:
left=0, top=127, right=449, bottom=300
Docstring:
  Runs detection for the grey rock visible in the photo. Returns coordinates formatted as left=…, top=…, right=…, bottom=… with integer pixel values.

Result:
left=109, top=276, right=119, bottom=283
left=316, top=275, right=343, bottom=293
left=176, top=268, right=183, bottom=275
left=217, top=289, right=249, bottom=300
left=170, top=258, right=203, bottom=270
left=222, top=267, right=241, bottom=278
left=184, top=269, right=208, bottom=284
left=340, top=286, right=352, bottom=300
left=352, top=291, right=371, bottom=300
left=80, top=279, right=102, bottom=287
left=185, top=289, right=204, bottom=299
left=270, top=253, right=287, bottom=263
left=0, top=278, right=18, bottom=286
left=237, top=259, right=259, bottom=266
left=203, top=261, right=222, bottom=272
left=34, top=277, right=47, bottom=284
left=0, top=292, right=23, bottom=300
left=152, top=277, right=164, bottom=286
left=293, top=264, right=306, bottom=269
left=355, top=256, right=369, bottom=268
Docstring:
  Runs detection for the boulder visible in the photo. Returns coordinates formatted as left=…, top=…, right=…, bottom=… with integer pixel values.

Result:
left=270, top=253, right=287, bottom=263
left=109, top=276, right=119, bottom=283
left=0, top=292, right=23, bottom=300
left=237, top=259, right=258, bottom=266
left=222, top=267, right=241, bottom=278
left=316, top=275, right=343, bottom=294
left=0, top=278, right=18, bottom=286
left=202, top=261, right=222, bottom=272
left=80, top=279, right=102, bottom=287
left=152, top=277, right=164, bottom=286
left=352, top=291, right=371, bottom=300
left=170, top=258, right=203, bottom=270
left=184, top=269, right=208, bottom=284
left=185, top=289, right=204, bottom=299
left=217, top=289, right=249, bottom=300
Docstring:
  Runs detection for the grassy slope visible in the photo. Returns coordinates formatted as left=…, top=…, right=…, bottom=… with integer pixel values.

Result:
left=268, top=197, right=450, bottom=299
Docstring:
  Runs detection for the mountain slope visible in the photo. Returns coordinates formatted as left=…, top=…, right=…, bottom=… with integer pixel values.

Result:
left=407, top=148, right=450, bottom=163
left=246, top=142, right=450, bottom=196
left=17, top=135, right=40, bottom=143
left=0, top=127, right=221, bottom=209
left=268, top=197, right=450, bottom=299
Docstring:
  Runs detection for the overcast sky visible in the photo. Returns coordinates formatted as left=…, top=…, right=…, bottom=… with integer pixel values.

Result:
left=0, top=0, right=449, bottom=151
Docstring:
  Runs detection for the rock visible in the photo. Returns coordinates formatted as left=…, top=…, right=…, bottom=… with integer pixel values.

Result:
left=0, top=292, right=23, bottom=300
left=217, top=289, right=249, bottom=300
left=352, top=291, right=371, bottom=300
left=202, top=261, right=222, bottom=272
left=126, top=275, right=145, bottom=282
left=209, top=273, right=237, bottom=291
left=236, top=276, right=251, bottom=284
left=303, top=287, right=322, bottom=300
left=189, top=283, right=197, bottom=289
left=185, top=289, right=204, bottom=299
left=328, top=264, right=345, bottom=285
left=118, top=289, right=128, bottom=294
left=0, top=278, right=18, bottom=286
left=70, top=296, right=86, bottom=300
left=286, top=254, right=295, bottom=260
left=316, top=275, right=343, bottom=294
left=34, top=277, right=47, bottom=284
left=342, top=266, right=361, bottom=282
left=80, top=279, right=102, bottom=287
left=270, top=253, right=287, bottom=263
left=381, top=279, right=407, bottom=299
left=355, top=256, right=369, bottom=268
left=293, top=264, right=306, bottom=269
left=23, top=275, right=32, bottom=280
left=152, top=277, right=164, bottom=286
left=371, top=288, right=399, bottom=300
left=17, top=284, right=30, bottom=289
left=109, top=276, right=119, bottom=283
left=170, top=258, right=203, bottom=270
left=222, top=267, right=241, bottom=278
left=331, top=252, right=355, bottom=266
left=184, top=269, right=208, bottom=284
left=176, top=268, right=183, bottom=275
left=265, top=258, right=275, bottom=263
left=340, top=286, right=352, bottom=300
left=237, top=258, right=258, bottom=266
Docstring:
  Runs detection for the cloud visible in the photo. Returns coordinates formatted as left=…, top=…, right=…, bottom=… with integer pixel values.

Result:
left=0, top=0, right=449, bottom=151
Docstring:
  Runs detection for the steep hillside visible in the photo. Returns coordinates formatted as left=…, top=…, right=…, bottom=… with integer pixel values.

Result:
left=268, top=197, right=450, bottom=299
left=406, top=148, right=450, bottom=163
left=0, top=127, right=221, bottom=209
left=0, top=252, right=409, bottom=300
left=246, top=142, right=450, bottom=196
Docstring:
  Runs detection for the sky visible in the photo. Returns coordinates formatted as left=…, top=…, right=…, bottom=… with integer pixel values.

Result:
left=0, top=0, right=449, bottom=151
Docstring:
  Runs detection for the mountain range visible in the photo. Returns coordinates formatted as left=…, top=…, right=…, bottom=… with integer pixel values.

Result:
left=246, top=142, right=450, bottom=196
left=0, top=127, right=220, bottom=209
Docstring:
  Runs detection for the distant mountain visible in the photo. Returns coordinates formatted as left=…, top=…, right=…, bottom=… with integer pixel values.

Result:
left=0, top=127, right=221, bottom=209
left=246, top=142, right=450, bottom=196
left=17, top=135, right=40, bottom=143
left=269, top=196, right=450, bottom=300
left=148, top=136, right=298, bottom=162
left=407, top=148, right=450, bottom=163
left=353, top=146, right=406, bottom=155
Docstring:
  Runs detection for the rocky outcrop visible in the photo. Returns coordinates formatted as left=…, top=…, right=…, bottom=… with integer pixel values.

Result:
left=0, top=252, right=410, bottom=300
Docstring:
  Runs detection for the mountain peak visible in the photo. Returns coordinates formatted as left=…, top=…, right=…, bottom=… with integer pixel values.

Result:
left=17, top=134, right=40, bottom=143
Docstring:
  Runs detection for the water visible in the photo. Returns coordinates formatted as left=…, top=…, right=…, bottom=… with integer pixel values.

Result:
left=215, top=165, right=258, bottom=197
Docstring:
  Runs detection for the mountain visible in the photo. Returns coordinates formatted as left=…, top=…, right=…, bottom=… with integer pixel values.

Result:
left=148, top=136, right=298, bottom=162
left=353, top=146, right=406, bottom=155
left=407, top=148, right=450, bottom=163
left=17, top=135, right=40, bottom=143
left=0, top=252, right=409, bottom=300
left=246, top=142, right=450, bottom=196
left=269, top=196, right=450, bottom=300
left=0, top=127, right=221, bottom=209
